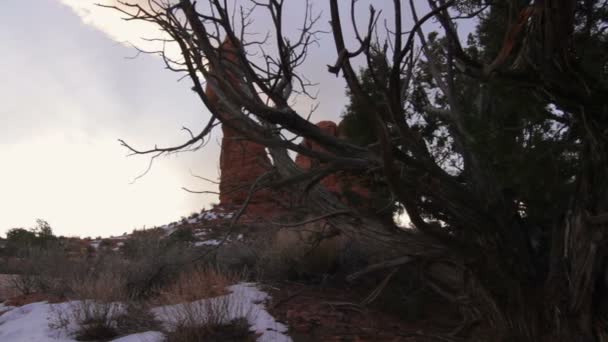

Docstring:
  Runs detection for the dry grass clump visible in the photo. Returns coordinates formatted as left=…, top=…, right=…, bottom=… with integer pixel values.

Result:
left=69, top=269, right=127, bottom=303
left=158, top=292, right=254, bottom=342
left=156, top=266, right=253, bottom=342
left=165, top=317, right=256, bottom=342
left=50, top=269, right=128, bottom=341
left=158, top=265, right=241, bottom=304
left=50, top=265, right=161, bottom=341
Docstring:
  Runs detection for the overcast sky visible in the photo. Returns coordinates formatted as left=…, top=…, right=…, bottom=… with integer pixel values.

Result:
left=1, top=0, right=445, bottom=238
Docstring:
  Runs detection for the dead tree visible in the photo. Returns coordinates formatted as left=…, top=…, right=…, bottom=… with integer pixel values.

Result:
left=106, top=1, right=608, bottom=340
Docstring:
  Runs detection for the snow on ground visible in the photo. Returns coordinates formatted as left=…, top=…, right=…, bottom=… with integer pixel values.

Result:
left=153, top=283, right=291, bottom=342
left=0, top=302, right=77, bottom=342
left=108, top=332, right=164, bottom=342
left=193, top=239, right=222, bottom=246
left=0, top=301, right=163, bottom=342
left=0, top=283, right=290, bottom=342
left=194, top=230, right=209, bottom=237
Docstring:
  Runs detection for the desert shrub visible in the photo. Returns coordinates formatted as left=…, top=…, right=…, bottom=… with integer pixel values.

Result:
left=253, top=222, right=350, bottom=282
left=168, top=227, right=195, bottom=243
left=2, top=221, right=81, bottom=297
left=69, top=265, right=127, bottom=302
left=50, top=299, right=123, bottom=341
left=115, top=302, right=162, bottom=335
left=10, top=272, right=41, bottom=296
left=49, top=268, right=126, bottom=341
left=165, top=317, right=255, bottom=342
left=7, top=244, right=88, bottom=298
left=158, top=290, right=253, bottom=342
left=49, top=264, right=160, bottom=341
left=119, top=230, right=199, bottom=299
left=159, top=265, right=241, bottom=304
left=214, top=239, right=258, bottom=272
left=156, top=266, right=253, bottom=341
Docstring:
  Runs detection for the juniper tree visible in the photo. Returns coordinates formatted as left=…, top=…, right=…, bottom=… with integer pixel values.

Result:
left=109, top=1, right=608, bottom=340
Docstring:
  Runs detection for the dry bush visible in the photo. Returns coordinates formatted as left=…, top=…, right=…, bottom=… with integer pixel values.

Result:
left=119, top=231, right=199, bottom=299
left=0, top=274, right=20, bottom=301
left=165, top=317, right=255, bottom=342
left=10, top=272, right=40, bottom=296
left=50, top=263, right=160, bottom=341
left=69, top=268, right=127, bottom=302
left=158, top=266, right=241, bottom=304
left=156, top=266, right=253, bottom=342
left=114, top=302, right=161, bottom=336
left=254, top=220, right=352, bottom=282
left=49, top=269, right=128, bottom=341
left=7, top=246, right=88, bottom=298
left=158, top=293, right=254, bottom=342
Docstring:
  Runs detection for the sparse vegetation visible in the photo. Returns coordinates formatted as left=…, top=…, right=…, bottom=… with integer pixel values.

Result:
left=158, top=266, right=240, bottom=304
left=164, top=317, right=255, bottom=342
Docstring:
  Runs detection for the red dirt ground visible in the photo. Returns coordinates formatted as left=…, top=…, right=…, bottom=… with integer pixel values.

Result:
left=267, top=282, right=462, bottom=342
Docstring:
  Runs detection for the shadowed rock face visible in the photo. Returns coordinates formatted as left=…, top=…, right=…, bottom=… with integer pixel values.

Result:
left=218, top=124, right=277, bottom=214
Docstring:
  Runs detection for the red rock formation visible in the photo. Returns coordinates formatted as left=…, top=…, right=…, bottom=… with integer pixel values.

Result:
left=207, top=38, right=288, bottom=219
left=218, top=124, right=276, bottom=211
left=207, top=38, right=368, bottom=218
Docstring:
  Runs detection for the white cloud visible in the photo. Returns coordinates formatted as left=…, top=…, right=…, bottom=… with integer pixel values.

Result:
left=58, top=0, right=171, bottom=51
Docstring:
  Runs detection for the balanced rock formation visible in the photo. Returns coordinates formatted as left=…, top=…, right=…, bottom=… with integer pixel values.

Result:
left=218, top=124, right=279, bottom=217
left=205, top=37, right=285, bottom=220
left=207, top=38, right=368, bottom=218
left=219, top=125, right=272, bottom=205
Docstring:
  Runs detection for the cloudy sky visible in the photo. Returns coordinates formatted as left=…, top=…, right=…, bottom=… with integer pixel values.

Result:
left=1, top=0, right=439, bottom=237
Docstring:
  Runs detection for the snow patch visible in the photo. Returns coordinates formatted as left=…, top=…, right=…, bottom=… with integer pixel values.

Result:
left=194, top=239, right=222, bottom=247
left=108, top=331, right=164, bottom=342
left=0, top=302, right=74, bottom=342
left=0, top=284, right=289, bottom=342
left=0, top=302, right=164, bottom=342
left=153, top=283, right=291, bottom=342
left=194, top=230, right=209, bottom=237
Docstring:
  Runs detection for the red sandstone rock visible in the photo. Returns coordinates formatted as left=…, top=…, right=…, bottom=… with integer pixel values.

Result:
left=218, top=124, right=274, bottom=206
left=205, top=37, right=286, bottom=220
left=207, top=39, right=368, bottom=217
